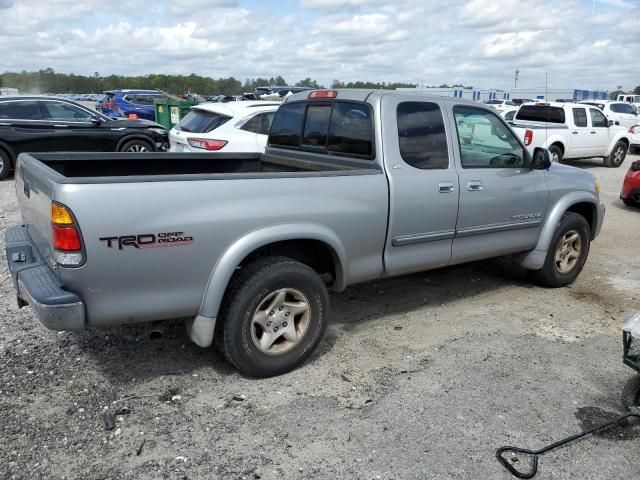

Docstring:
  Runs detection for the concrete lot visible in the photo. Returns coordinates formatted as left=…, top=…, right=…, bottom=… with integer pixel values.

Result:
left=1, top=153, right=639, bottom=479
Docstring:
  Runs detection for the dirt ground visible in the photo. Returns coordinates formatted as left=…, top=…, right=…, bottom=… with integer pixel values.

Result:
left=1, top=153, right=640, bottom=480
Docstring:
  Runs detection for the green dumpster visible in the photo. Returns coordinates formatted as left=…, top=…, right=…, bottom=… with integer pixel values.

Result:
left=154, top=98, right=198, bottom=130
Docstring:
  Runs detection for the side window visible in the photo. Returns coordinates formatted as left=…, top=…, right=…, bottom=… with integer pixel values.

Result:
left=396, top=101, right=448, bottom=169
left=0, top=101, right=44, bottom=120
left=263, top=112, right=276, bottom=134
left=42, top=102, right=93, bottom=121
left=504, top=110, right=516, bottom=121
left=269, top=102, right=306, bottom=147
left=241, top=114, right=264, bottom=134
left=589, top=108, right=607, bottom=127
left=327, top=102, right=372, bottom=158
left=572, top=108, right=588, bottom=127
left=454, top=106, right=526, bottom=169
left=302, top=105, right=331, bottom=147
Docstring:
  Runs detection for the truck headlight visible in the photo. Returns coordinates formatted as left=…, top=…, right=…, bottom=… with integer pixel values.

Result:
left=148, top=128, right=167, bottom=136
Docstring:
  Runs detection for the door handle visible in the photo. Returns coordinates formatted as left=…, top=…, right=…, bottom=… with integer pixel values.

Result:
left=572, top=131, right=578, bottom=134
left=590, top=131, right=596, bottom=134
left=438, top=182, right=454, bottom=193
left=467, top=180, right=483, bottom=191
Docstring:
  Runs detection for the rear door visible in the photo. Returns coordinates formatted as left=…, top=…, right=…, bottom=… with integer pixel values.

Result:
left=383, top=97, right=460, bottom=276
left=39, top=100, right=114, bottom=151
left=449, top=105, right=548, bottom=264
left=0, top=99, right=57, bottom=154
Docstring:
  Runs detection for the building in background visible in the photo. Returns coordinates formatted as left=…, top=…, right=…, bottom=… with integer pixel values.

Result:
left=395, top=86, right=610, bottom=102
left=0, top=87, right=20, bottom=96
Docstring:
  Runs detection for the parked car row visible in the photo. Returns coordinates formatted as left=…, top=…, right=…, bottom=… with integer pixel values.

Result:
left=0, top=95, right=169, bottom=179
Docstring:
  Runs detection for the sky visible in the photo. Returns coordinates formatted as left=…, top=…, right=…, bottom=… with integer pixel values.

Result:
left=0, top=0, right=638, bottom=91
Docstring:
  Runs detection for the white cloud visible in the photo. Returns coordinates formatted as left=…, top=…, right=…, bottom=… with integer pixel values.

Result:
left=0, top=0, right=637, bottom=91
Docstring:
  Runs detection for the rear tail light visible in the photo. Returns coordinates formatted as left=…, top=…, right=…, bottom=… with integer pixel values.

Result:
left=524, top=129, right=533, bottom=146
left=308, top=90, right=338, bottom=99
left=187, top=138, right=228, bottom=151
left=630, top=125, right=640, bottom=134
left=51, top=202, right=84, bottom=267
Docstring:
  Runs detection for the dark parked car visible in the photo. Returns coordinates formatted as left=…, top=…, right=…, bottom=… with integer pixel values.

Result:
left=0, top=96, right=168, bottom=179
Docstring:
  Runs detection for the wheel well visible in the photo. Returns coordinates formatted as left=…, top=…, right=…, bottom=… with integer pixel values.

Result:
left=550, top=142, right=564, bottom=155
left=618, top=138, right=629, bottom=149
left=240, top=240, right=338, bottom=285
left=566, top=202, right=596, bottom=238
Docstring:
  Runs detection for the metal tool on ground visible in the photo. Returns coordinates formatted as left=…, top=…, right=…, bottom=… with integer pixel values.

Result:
left=496, top=406, right=639, bottom=478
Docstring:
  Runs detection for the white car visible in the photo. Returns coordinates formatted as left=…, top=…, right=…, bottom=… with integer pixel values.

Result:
left=629, top=124, right=640, bottom=154
left=169, top=101, right=280, bottom=153
left=500, top=107, right=519, bottom=121
left=483, top=99, right=517, bottom=112
left=578, top=100, right=639, bottom=129
left=617, top=94, right=640, bottom=113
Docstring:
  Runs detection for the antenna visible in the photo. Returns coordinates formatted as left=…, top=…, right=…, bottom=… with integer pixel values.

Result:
left=545, top=72, right=549, bottom=154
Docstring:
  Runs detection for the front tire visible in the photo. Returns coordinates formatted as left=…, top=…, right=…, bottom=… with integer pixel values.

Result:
left=0, top=149, right=11, bottom=180
left=119, top=138, right=153, bottom=153
left=604, top=141, right=627, bottom=168
left=219, top=256, right=329, bottom=377
left=531, top=212, right=590, bottom=287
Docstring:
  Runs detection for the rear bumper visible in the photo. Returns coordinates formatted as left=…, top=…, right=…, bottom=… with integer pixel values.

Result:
left=5, top=225, right=85, bottom=331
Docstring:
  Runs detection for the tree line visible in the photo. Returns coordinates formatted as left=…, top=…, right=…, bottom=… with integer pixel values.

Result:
left=0, top=69, right=417, bottom=95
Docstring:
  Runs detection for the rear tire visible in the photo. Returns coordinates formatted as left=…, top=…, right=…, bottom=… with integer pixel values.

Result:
left=0, top=149, right=11, bottom=180
left=119, top=138, right=153, bottom=153
left=622, top=375, right=640, bottom=410
left=623, top=198, right=637, bottom=207
left=548, top=144, right=563, bottom=163
left=531, top=212, right=590, bottom=287
left=219, top=256, right=329, bottom=377
left=603, top=141, right=627, bottom=168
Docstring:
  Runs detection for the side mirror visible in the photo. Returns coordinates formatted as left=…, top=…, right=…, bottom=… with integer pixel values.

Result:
left=90, top=115, right=102, bottom=125
left=608, top=119, right=614, bottom=127
left=532, top=147, right=551, bottom=170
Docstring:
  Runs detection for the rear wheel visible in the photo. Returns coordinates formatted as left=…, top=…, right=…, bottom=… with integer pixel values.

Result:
left=119, top=139, right=153, bottom=153
left=0, top=149, right=11, bottom=180
left=548, top=144, right=563, bottom=163
left=604, top=141, right=627, bottom=168
left=219, top=256, right=329, bottom=377
left=531, top=212, right=590, bottom=287
left=623, top=198, right=637, bottom=207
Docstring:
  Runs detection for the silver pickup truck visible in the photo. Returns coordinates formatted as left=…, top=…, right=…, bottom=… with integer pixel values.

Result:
left=5, top=89, right=605, bottom=377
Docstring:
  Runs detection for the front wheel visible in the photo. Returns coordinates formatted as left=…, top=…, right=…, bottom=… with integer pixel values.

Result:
left=531, top=212, right=590, bottom=287
left=603, top=141, right=627, bottom=168
left=0, top=149, right=11, bottom=180
left=119, top=139, right=153, bottom=153
left=219, top=256, right=329, bottom=377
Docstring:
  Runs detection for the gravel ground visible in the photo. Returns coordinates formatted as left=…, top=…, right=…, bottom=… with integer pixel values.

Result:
left=1, top=153, right=640, bottom=480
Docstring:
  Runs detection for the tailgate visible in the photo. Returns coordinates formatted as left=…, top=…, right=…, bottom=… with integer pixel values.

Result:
left=14, top=154, right=57, bottom=267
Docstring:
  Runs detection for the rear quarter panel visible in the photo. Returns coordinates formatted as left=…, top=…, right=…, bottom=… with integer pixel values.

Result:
left=55, top=173, right=388, bottom=327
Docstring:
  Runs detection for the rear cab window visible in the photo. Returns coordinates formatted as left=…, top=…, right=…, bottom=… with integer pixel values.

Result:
left=177, top=109, right=231, bottom=133
left=396, top=101, right=449, bottom=169
left=269, top=101, right=373, bottom=159
left=515, top=105, right=566, bottom=123
left=572, top=108, right=588, bottom=127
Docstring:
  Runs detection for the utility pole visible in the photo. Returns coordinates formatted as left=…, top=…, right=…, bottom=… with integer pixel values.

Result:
left=514, top=68, right=519, bottom=88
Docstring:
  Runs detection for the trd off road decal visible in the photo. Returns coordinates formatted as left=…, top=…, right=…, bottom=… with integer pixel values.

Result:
left=99, top=232, right=194, bottom=250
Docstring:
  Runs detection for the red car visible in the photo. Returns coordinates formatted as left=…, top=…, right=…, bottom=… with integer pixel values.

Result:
left=621, top=160, right=640, bottom=207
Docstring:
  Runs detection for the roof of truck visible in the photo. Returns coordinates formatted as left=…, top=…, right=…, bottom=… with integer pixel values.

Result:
left=285, top=89, right=481, bottom=106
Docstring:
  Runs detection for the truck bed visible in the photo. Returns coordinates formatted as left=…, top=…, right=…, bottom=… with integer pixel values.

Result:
left=21, top=151, right=377, bottom=183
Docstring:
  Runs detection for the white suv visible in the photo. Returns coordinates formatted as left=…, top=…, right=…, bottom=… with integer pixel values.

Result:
left=169, top=101, right=280, bottom=153
left=483, top=99, right=517, bottom=113
left=579, top=100, right=639, bottom=129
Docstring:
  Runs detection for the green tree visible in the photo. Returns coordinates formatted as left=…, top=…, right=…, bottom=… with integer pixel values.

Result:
left=633, top=85, right=640, bottom=95
left=295, top=77, right=323, bottom=89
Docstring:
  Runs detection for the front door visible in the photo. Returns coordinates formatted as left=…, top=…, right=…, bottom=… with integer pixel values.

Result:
left=383, top=97, right=460, bottom=276
left=39, top=100, right=113, bottom=151
left=449, top=105, right=548, bottom=264
left=587, top=107, right=610, bottom=155
left=568, top=106, right=591, bottom=158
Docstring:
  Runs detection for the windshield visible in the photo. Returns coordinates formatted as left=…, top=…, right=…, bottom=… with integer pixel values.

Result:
left=515, top=105, right=566, bottom=124
left=485, top=100, right=503, bottom=105
left=177, top=109, right=231, bottom=133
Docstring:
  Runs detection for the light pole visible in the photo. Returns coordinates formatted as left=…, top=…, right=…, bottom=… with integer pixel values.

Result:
left=514, top=68, right=519, bottom=89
